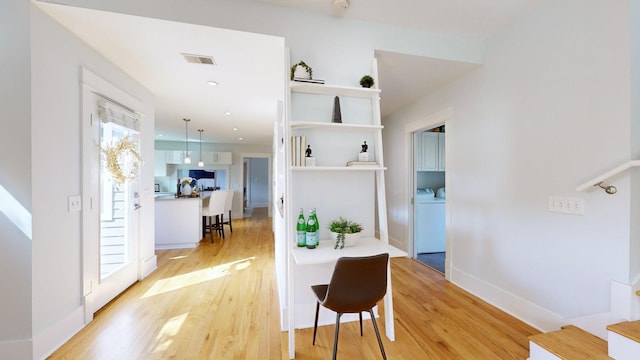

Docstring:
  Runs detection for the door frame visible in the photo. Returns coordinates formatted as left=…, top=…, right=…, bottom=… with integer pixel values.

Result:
left=81, top=68, right=144, bottom=323
left=405, top=107, right=452, bottom=279
left=240, top=153, right=272, bottom=218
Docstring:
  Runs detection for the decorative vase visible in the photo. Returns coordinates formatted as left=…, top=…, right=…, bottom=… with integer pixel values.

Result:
left=332, top=96, right=342, bottom=123
left=181, top=184, right=192, bottom=196
left=294, top=66, right=310, bottom=79
left=331, top=231, right=361, bottom=248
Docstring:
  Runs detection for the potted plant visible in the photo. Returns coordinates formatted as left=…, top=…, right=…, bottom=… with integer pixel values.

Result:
left=359, top=75, right=374, bottom=88
left=329, top=217, right=363, bottom=249
left=290, top=61, right=313, bottom=80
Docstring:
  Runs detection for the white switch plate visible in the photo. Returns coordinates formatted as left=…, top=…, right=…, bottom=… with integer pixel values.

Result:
left=548, top=196, right=584, bottom=215
left=68, top=195, right=82, bottom=212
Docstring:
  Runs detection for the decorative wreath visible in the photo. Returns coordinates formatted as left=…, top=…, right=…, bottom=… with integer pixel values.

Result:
left=290, top=61, right=313, bottom=80
left=99, top=135, right=141, bottom=185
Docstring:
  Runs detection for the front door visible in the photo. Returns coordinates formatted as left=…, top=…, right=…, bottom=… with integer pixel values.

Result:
left=82, top=88, right=140, bottom=319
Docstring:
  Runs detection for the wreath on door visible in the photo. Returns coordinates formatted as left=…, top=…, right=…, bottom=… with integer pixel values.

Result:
left=99, top=135, right=141, bottom=185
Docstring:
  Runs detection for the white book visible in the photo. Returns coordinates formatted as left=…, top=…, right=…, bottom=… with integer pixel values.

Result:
left=300, top=136, right=306, bottom=167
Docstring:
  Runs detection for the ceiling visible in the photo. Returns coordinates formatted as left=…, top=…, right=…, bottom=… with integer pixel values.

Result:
left=37, top=0, right=549, bottom=145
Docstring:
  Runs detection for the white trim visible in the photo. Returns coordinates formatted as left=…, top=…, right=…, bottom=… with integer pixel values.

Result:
left=240, top=152, right=272, bottom=218
left=450, top=265, right=563, bottom=332
left=404, top=107, right=452, bottom=279
left=33, top=306, right=85, bottom=359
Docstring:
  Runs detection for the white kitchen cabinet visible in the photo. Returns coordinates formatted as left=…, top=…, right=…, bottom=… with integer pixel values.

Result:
left=280, top=59, right=405, bottom=359
left=165, top=150, right=187, bottom=164
left=438, top=133, right=445, bottom=171
left=200, top=151, right=232, bottom=165
left=416, top=132, right=445, bottom=171
left=154, top=150, right=167, bottom=176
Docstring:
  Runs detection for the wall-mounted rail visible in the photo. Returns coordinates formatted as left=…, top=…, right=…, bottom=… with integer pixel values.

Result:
left=576, top=160, right=640, bottom=193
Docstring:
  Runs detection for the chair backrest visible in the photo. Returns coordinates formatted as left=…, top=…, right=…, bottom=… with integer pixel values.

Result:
left=322, top=253, right=389, bottom=313
left=207, top=190, right=226, bottom=216
left=223, top=190, right=234, bottom=212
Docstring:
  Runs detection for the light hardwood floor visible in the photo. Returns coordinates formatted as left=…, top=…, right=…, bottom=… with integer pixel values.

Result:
left=49, top=208, right=540, bottom=359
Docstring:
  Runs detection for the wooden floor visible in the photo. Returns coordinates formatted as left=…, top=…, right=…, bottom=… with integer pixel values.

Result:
left=49, top=207, right=540, bottom=359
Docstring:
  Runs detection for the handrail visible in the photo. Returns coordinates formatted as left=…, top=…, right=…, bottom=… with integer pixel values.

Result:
left=576, top=160, right=640, bottom=192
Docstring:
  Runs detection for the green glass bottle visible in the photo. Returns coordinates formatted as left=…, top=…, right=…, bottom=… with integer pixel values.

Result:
left=311, top=208, right=319, bottom=247
left=296, top=208, right=306, bottom=247
left=306, top=209, right=317, bottom=249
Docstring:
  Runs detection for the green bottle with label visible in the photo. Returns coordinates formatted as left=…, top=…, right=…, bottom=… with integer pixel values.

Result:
left=306, top=209, right=318, bottom=249
left=296, top=208, right=306, bottom=247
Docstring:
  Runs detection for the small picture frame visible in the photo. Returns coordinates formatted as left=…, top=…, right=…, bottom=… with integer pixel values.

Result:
left=154, top=184, right=160, bottom=192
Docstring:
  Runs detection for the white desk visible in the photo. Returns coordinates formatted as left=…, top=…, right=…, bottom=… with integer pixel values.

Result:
left=288, top=238, right=407, bottom=359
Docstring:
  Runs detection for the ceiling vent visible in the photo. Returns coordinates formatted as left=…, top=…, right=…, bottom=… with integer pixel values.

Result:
left=181, top=53, right=216, bottom=65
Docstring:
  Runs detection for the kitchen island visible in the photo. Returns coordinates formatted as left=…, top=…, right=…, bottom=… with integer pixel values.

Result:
left=154, top=194, right=203, bottom=249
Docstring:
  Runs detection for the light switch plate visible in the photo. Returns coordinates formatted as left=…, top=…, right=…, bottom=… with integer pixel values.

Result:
left=68, top=195, right=82, bottom=212
left=548, top=196, right=584, bottom=215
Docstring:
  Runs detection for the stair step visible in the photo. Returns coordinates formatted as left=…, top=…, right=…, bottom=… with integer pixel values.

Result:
left=529, top=325, right=611, bottom=359
left=607, top=320, right=640, bottom=342
left=607, top=320, right=640, bottom=360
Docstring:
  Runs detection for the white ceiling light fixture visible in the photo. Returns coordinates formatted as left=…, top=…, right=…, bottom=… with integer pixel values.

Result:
left=332, top=0, right=350, bottom=12
left=183, top=118, right=191, bottom=164
left=197, top=129, right=204, bottom=167
left=207, top=81, right=218, bottom=86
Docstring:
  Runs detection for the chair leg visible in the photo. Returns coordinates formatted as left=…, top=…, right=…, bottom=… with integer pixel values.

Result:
left=368, top=309, right=387, bottom=360
left=207, top=216, right=213, bottom=243
left=359, top=312, right=363, bottom=336
left=218, top=215, right=225, bottom=239
left=228, top=210, right=233, bottom=232
left=313, top=301, right=320, bottom=345
left=332, top=313, right=342, bottom=360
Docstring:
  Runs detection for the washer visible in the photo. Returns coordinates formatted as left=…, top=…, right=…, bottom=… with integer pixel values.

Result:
left=415, top=189, right=445, bottom=254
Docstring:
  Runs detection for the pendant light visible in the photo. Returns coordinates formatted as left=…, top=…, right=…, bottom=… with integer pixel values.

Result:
left=183, top=118, right=191, bottom=164
left=197, top=129, right=204, bottom=167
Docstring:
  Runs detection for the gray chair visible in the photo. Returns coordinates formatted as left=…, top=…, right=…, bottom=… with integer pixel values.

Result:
left=311, top=253, right=389, bottom=360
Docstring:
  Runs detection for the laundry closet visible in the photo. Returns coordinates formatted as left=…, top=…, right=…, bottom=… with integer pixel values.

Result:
left=414, top=126, right=446, bottom=273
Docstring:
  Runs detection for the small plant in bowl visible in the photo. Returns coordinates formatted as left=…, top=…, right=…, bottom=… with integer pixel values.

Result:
left=329, top=217, right=363, bottom=249
left=359, top=75, right=375, bottom=88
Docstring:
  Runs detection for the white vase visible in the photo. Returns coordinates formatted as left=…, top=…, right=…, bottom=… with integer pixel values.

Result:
left=294, top=65, right=310, bottom=79
left=330, top=231, right=361, bottom=248
left=182, top=184, right=192, bottom=196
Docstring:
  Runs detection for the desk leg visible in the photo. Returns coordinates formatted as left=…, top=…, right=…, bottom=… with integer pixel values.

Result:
left=288, top=254, right=296, bottom=359
left=384, top=265, right=395, bottom=341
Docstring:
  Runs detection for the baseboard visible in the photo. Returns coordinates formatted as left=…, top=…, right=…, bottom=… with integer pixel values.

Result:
left=140, top=254, right=157, bottom=279
left=154, top=243, right=199, bottom=251
left=450, top=265, right=563, bottom=333
left=0, top=339, right=31, bottom=360
left=387, top=234, right=407, bottom=253
left=565, top=312, right=615, bottom=340
left=33, top=306, right=85, bottom=359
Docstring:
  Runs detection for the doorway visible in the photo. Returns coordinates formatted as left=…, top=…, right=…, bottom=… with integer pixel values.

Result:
left=406, top=107, right=451, bottom=277
left=242, top=155, right=271, bottom=218
left=413, top=127, right=446, bottom=273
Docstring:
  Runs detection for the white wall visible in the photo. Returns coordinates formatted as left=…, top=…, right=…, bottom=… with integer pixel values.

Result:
left=384, top=0, right=632, bottom=331
left=0, top=1, right=33, bottom=357
left=29, top=5, right=156, bottom=358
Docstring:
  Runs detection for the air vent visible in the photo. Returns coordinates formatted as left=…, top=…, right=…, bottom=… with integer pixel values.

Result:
left=181, top=53, right=216, bottom=65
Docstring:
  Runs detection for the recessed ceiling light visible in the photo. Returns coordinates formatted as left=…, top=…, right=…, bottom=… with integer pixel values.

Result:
left=232, top=127, right=238, bottom=131
left=238, top=137, right=244, bottom=141
left=158, top=134, right=163, bottom=137
left=207, top=81, right=218, bottom=86
left=225, top=111, right=232, bottom=116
